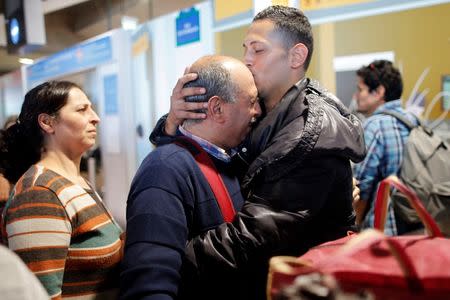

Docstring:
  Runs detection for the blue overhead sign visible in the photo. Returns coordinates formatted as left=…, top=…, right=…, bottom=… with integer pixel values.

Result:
left=27, top=36, right=113, bottom=83
left=176, top=7, right=200, bottom=47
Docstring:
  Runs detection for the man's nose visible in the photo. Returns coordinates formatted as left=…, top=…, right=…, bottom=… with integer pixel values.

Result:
left=243, top=50, right=252, bottom=67
left=91, top=110, right=100, bottom=124
left=254, top=101, right=262, bottom=117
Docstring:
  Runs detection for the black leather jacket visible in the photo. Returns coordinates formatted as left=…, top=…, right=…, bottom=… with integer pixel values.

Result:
left=149, top=78, right=366, bottom=299
left=239, top=78, right=365, bottom=189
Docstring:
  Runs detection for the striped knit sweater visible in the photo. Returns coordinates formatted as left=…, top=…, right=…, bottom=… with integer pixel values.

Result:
left=1, top=165, right=123, bottom=299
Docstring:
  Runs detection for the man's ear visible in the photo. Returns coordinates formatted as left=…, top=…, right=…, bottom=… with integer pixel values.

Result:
left=207, top=96, right=226, bottom=123
left=37, top=113, right=55, bottom=134
left=289, top=43, right=308, bottom=69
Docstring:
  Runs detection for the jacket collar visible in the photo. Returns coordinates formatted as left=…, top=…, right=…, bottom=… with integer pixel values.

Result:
left=373, top=99, right=402, bottom=115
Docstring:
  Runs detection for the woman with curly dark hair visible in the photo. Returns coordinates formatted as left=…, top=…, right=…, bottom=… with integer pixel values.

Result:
left=0, top=81, right=123, bottom=299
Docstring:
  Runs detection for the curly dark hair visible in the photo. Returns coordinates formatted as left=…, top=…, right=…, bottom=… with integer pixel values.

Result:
left=253, top=5, right=314, bottom=71
left=356, top=60, right=403, bottom=102
left=0, top=81, right=81, bottom=183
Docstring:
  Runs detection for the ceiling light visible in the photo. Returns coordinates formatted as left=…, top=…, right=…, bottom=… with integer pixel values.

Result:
left=18, top=58, right=34, bottom=65
left=121, top=16, right=138, bottom=31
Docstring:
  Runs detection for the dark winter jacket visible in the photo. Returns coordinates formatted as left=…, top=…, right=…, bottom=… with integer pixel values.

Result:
left=238, top=78, right=365, bottom=243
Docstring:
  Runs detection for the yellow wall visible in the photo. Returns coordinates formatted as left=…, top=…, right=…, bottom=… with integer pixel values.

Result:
left=215, top=25, right=248, bottom=60
left=333, top=3, right=450, bottom=119
left=307, top=26, right=320, bottom=79
left=308, top=23, right=336, bottom=93
left=215, top=3, right=450, bottom=119
left=214, top=0, right=252, bottom=21
left=302, top=0, right=372, bottom=11
left=272, top=0, right=290, bottom=6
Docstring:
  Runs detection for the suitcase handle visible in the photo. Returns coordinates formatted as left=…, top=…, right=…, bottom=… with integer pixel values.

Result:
left=333, top=229, right=424, bottom=292
left=268, top=231, right=426, bottom=299
left=374, top=175, right=443, bottom=237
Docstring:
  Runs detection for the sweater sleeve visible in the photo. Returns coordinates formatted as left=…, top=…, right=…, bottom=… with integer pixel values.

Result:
left=4, top=186, right=72, bottom=300
left=120, top=186, right=188, bottom=300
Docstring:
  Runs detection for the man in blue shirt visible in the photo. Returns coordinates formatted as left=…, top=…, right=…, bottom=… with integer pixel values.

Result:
left=353, top=60, right=417, bottom=235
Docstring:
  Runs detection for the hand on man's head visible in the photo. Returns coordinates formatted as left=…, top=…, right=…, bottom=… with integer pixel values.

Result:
left=165, top=68, right=208, bottom=136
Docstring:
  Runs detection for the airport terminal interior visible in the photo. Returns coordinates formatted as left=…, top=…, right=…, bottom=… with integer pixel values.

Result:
left=0, top=2, right=449, bottom=299
left=1, top=0, right=449, bottom=226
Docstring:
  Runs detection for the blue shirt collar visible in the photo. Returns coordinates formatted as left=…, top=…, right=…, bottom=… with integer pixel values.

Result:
left=179, top=126, right=234, bottom=163
left=373, top=99, right=402, bottom=115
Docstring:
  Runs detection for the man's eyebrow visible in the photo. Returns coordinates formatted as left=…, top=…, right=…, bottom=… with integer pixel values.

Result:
left=243, top=41, right=259, bottom=47
left=249, top=95, right=258, bottom=103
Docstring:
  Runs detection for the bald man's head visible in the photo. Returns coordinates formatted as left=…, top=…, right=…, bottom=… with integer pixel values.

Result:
left=184, top=56, right=241, bottom=109
left=182, top=55, right=260, bottom=148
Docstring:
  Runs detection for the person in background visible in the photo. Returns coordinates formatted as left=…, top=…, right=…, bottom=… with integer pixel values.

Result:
left=0, top=115, right=18, bottom=238
left=0, top=81, right=123, bottom=299
left=0, top=244, right=49, bottom=300
left=352, top=60, right=418, bottom=235
left=150, top=5, right=365, bottom=299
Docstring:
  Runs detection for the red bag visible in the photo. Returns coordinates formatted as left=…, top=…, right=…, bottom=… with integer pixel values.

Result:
left=268, top=176, right=450, bottom=300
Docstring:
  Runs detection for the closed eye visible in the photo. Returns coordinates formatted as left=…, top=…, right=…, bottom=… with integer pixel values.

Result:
left=77, top=105, right=89, bottom=112
left=251, top=96, right=259, bottom=104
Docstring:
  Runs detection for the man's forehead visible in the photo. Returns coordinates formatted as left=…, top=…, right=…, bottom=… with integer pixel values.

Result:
left=244, top=23, right=283, bottom=46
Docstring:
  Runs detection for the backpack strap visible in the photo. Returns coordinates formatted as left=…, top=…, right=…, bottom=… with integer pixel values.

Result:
left=174, top=137, right=236, bottom=222
left=380, top=110, right=418, bottom=130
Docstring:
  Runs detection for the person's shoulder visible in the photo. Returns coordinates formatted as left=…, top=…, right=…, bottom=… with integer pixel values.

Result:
left=11, top=166, right=64, bottom=208
left=305, top=78, right=349, bottom=115
left=16, top=166, right=85, bottom=203
left=135, top=143, right=197, bottom=179
left=305, top=79, right=340, bottom=102
left=361, top=115, right=388, bottom=138
left=33, top=166, right=72, bottom=192
left=130, top=143, right=200, bottom=196
left=365, top=113, right=389, bottom=126
left=370, top=107, right=415, bottom=127
left=142, top=143, right=194, bottom=167
left=15, top=165, right=54, bottom=191
left=394, top=107, right=419, bottom=124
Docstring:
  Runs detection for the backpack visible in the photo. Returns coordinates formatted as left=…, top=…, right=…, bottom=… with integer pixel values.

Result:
left=382, top=111, right=450, bottom=236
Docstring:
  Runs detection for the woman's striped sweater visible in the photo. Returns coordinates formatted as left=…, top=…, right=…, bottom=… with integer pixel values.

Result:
left=1, top=165, right=123, bottom=299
